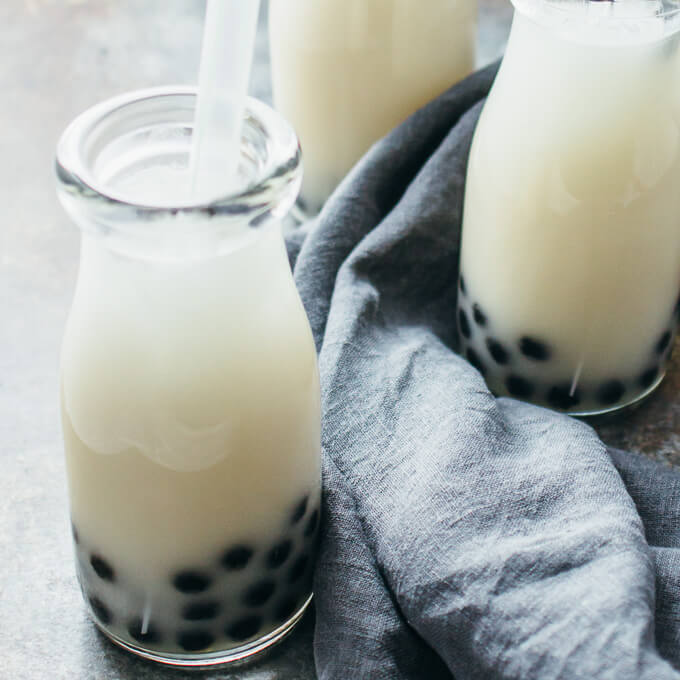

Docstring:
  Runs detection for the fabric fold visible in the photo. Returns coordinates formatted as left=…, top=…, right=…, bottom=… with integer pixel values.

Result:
left=290, top=63, right=680, bottom=680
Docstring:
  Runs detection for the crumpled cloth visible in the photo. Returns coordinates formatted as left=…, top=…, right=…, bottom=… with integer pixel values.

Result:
left=288, top=62, right=680, bottom=680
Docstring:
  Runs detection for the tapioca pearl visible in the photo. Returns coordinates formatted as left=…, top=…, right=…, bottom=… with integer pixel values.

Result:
left=638, top=366, right=660, bottom=389
left=243, top=579, right=276, bottom=607
left=304, top=510, right=319, bottom=538
left=486, top=338, right=509, bottom=365
left=519, top=336, right=551, bottom=361
left=274, top=596, right=300, bottom=623
left=288, top=554, right=310, bottom=585
left=127, top=618, right=161, bottom=645
left=291, top=496, right=309, bottom=525
left=88, top=595, right=112, bottom=625
left=220, top=545, right=254, bottom=571
left=71, top=524, right=79, bottom=545
left=266, top=540, right=292, bottom=569
left=596, top=380, right=626, bottom=406
left=89, top=554, right=115, bottom=582
left=458, top=309, right=471, bottom=339
left=505, top=375, right=535, bottom=399
left=181, top=601, right=220, bottom=621
left=472, top=304, right=487, bottom=327
left=459, top=276, right=467, bottom=296
left=177, top=630, right=215, bottom=652
left=172, top=570, right=212, bottom=594
left=226, top=615, right=262, bottom=642
left=546, top=384, right=581, bottom=410
left=656, top=330, right=672, bottom=355
left=465, top=348, right=486, bottom=376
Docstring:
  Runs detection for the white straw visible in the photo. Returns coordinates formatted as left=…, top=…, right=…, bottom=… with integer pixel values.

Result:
left=190, top=0, right=261, bottom=202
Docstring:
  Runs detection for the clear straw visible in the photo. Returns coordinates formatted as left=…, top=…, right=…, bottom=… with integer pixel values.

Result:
left=190, top=0, right=261, bottom=202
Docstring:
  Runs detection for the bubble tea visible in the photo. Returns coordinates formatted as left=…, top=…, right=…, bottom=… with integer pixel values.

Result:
left=56, top=89, right=321, bottom=666
left=459, top=0, right=680, bottom=415
left=269, top=0, right=478, bottom=213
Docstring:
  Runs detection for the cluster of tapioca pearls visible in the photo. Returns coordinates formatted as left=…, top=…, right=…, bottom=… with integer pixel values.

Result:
left=457, top=275, right=677, bottom=410
left=73, top=496, right=319, bottom=653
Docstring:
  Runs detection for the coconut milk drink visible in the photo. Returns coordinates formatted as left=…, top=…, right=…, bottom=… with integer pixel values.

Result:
left=269, top=0, right=478, bottom=213
left=458, top=0, right=680, bottom=414
left=56, top=89, right=321, bottom=665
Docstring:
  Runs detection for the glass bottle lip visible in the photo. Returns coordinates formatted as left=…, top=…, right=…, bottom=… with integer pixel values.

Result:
left=55, top=86, right=302, bottom=229
left=511, top=0, right=680, bottom=37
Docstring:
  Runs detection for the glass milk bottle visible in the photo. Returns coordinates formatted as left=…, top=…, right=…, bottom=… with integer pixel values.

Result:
left=459, top=0, right=680, bottom=416
left=269, top=0, right=478, bottom=214
left=55, top=88, right=321, bottom=667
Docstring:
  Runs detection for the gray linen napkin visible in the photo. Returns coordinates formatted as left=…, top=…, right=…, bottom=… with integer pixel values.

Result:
left=288, top=62, right=680, bottom=680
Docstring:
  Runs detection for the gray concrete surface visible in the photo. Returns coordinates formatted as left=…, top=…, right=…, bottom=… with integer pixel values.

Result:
left=2, top=2, right=677, bottom=679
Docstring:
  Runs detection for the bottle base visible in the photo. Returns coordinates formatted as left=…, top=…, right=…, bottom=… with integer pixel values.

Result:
left=491, top=370, right=666, bottom=418
left=93, top=593, right=313, bottom=669
left=558, top=370, right=665, bottom=418
left=575, top=370, right=666, bottom=419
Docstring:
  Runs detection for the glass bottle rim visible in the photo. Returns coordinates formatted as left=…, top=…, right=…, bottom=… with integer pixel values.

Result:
left=55, top=86, right=302, bottom=229
left=511, top=0, right=680, bottom=36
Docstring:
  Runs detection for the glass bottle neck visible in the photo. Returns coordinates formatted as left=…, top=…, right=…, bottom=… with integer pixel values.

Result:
left=56, top=88, right=302, bottom=262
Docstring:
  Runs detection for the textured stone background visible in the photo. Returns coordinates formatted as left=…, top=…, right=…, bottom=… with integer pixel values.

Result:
left=1, top=1, right=675, bottom=679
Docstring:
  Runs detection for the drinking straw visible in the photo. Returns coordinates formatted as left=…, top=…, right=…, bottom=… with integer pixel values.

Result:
left=190, top=0, right=261, bottom=201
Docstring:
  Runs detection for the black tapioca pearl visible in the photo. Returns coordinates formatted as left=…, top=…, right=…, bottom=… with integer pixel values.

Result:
left=90, top=554, right=115, bottom=582
left=519, top=336, right=551, bottom=361
left=226, top=615, right=262, bottom=642
left=638, top=366, right=660, bottom=389
left=266, top=540, right=292, bottom=569
left=243, top=579, right=276, bottom=607
left=88, top=595, right=112, bottom=625
left=465, top=348, right=486, bottom=376
left=304, top=510, right=319, bottom=537
left=656, top=330, right=672, bottom=355
left=505, top=375, right=535, bottom=399
left=172, top=570, right=211, bottom=594
left=291, top=496, right=308, bottom=525
left=177, top=630, right=215, bottom=652
left=459, top=276, right=466, bottom=296
left=71, top=524, right=79, bottom=545
left=472, top=304, right=487, bottom=327
left=220, top=545, right=254, bottom=571
left=288, top=554, right=310, bottom=584
left=546, top=384, right=581, bottom=410
left=181, top=601, right=220, bottom=621
left=458, top=309, right=471, bottom=339
left=274, top=596, right=299, bottom=623
left=486, top=338, right=509, bottom=365
left=128, top=618, right=161, bottom=644
left=596, top=380, right=626, bottom=406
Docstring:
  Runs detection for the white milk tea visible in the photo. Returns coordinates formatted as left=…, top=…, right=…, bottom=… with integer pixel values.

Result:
left=269, top=0, right=477, bottom=212
left=56, top=90, right=320, bottom=665
left=459, top=0, right=680, bottom=414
